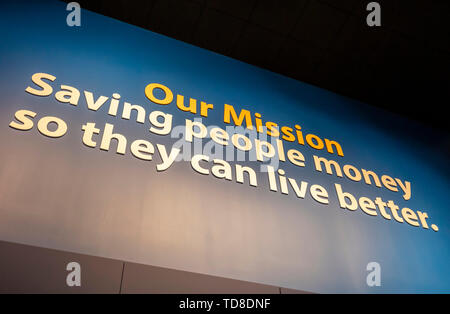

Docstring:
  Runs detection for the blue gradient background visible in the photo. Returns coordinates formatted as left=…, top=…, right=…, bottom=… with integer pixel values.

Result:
left=0, top=0, right=448, bottom=293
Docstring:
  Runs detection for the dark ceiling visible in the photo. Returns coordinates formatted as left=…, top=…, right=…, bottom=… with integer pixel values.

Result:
left=63, top=0, right=449, bottom=133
